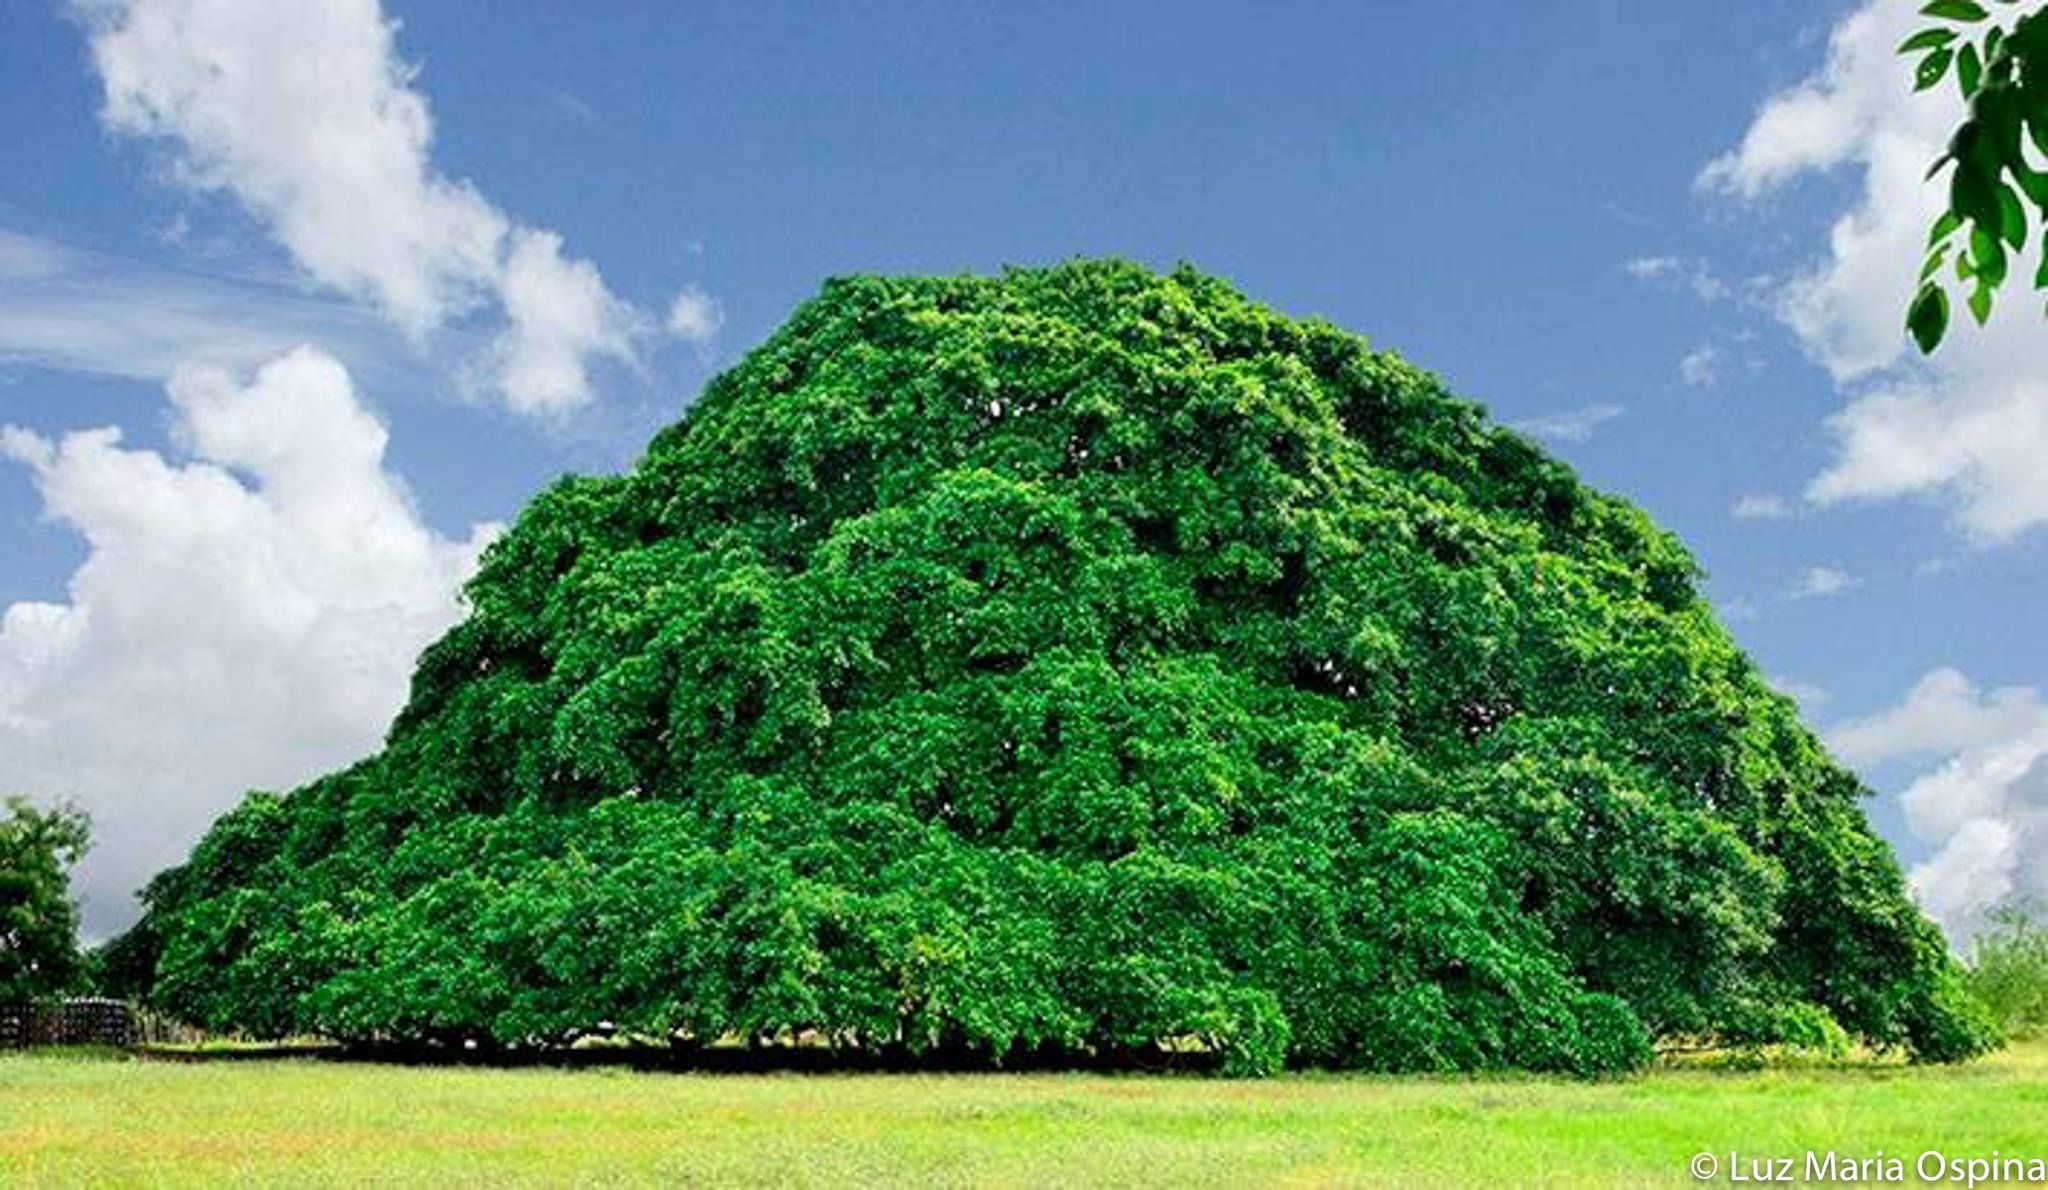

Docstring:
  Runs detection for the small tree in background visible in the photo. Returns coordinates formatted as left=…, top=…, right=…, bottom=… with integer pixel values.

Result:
left=1968, top=902, right=2048, bottom=1038
left=0, top=796, right=91, bottom=1006
left=1902, top=0, right=2048, bottom=352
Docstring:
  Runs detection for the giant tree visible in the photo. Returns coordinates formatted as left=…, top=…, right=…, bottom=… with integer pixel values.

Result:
left=119, top=262, right=1996, bottom=1074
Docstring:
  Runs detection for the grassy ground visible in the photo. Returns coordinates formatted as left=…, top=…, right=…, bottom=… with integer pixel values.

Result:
left=3, top=1040, right=2046, bottom=1187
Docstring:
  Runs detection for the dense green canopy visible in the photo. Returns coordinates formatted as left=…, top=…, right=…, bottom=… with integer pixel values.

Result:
left=122, top=261, right=1994, bottom=1074
left=2, top=796, right=91, bottom=1005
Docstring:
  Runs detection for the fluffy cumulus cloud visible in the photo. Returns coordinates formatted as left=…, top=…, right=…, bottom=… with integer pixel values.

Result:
left=77, top=0, right=666, bottom=413
left=1827, top=669, right=2048, bottom=943
left=1828, top=669, right=2044, bottom=770
left=0, top=347, right=494, bottom=934
left=1702, top=0, right=2048, bottom=544
left=493, top=229, right=644, bottom=414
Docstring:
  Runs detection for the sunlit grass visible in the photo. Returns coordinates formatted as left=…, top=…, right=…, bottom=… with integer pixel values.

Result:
left=2, top=1039, right=2045, bottom=1186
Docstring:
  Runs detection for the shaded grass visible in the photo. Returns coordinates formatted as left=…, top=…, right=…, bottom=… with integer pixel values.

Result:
left=2, top=1040, right=2045, bottom=1186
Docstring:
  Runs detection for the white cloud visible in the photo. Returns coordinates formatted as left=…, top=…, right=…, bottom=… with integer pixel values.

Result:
left=1787, top=564, right=1856, bottom=600
left=1806, top=372, right=2048, bottom=544
left=1623, top=255, right=1728, bottom=304
left=79, top=0, right=650, bottom=414
left=0, top=227, right=388, bottom=381
left=83, top=0, right=499, bottom=336
left=1703, top=0, right=2048, bottom=543
left=1679, top=344, right=1721, bottom=388
left=1697, top=18, right=1889, bottom=204
left=1826, top=667, right=2044, bottom=770
left=1768, top=675, right=1830, bottom=709
left=1511, top=403, right=1623, bottom=445
left=1717, top=596, right=1760, bottom=622
left=0, top=229, right=71, bottom=280
left=666, top=284, right=724, bottom=345
left=0, top=347, right=494, bottom=935
left=1732, top=492, right=1792, bottom=520
left=1827, top=670, right=2048, bottom=943
left=1911, top=817, right=2024, bottom=940
left=1623, top=255, right=1681, bottom=280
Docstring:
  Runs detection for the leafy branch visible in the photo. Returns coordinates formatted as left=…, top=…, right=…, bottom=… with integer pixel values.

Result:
left=1902, top=0, right=2048, bottom=352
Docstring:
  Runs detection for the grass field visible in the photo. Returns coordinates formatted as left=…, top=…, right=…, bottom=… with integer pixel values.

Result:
left=3, top=1041, right=2047, bottom=1186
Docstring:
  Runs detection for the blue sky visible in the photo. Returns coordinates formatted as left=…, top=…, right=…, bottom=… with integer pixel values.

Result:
left=2, top=0, right=2044, bottom=939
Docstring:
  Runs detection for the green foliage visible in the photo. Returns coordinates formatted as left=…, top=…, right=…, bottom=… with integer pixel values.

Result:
left=119, top=262, right=1996, bottom=1073
left=1969, top=903, right=2048, bottom=1038
left=0, top=796, right=90, bottom=1005
left=1903, top=0, right=2048, bottom=351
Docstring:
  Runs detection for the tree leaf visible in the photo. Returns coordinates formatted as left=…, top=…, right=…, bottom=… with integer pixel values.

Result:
left=1968, top=281, right=1994, bottom=325
left=1917, top=47, right=1955, bottom=90
left=1951, top=147, right=2000, bottom=226
left=1899, top=28, right=1958, bottom=53
left=1958, top=43, right=1984, bottom=97
left=1922, top=243, right=1953, bottom=281
left=1971, top=224, right=2009, bottom=286
left=2015, top=162, right=2048, bottom=209
left=1909, top=283, right=1951, bottom=352
left=1929, top=210, right=1964, bottom=246
left=1977, top=82, right=2024, bottom=162
left=1920, top=0, right=1989, bottom=19
left=1997, top=184, right=2027, bottom=249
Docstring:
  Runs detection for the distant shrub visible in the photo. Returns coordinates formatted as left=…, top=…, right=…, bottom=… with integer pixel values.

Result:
left=1968, top=904, right=2048, bottom=1039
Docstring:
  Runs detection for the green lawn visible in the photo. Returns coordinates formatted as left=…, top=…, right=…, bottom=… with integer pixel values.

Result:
left=3, top=1042, right=2046, bottom=1187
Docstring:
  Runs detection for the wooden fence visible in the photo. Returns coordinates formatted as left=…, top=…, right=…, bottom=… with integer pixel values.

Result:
left=0, top=998, right=196, bottom=1049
